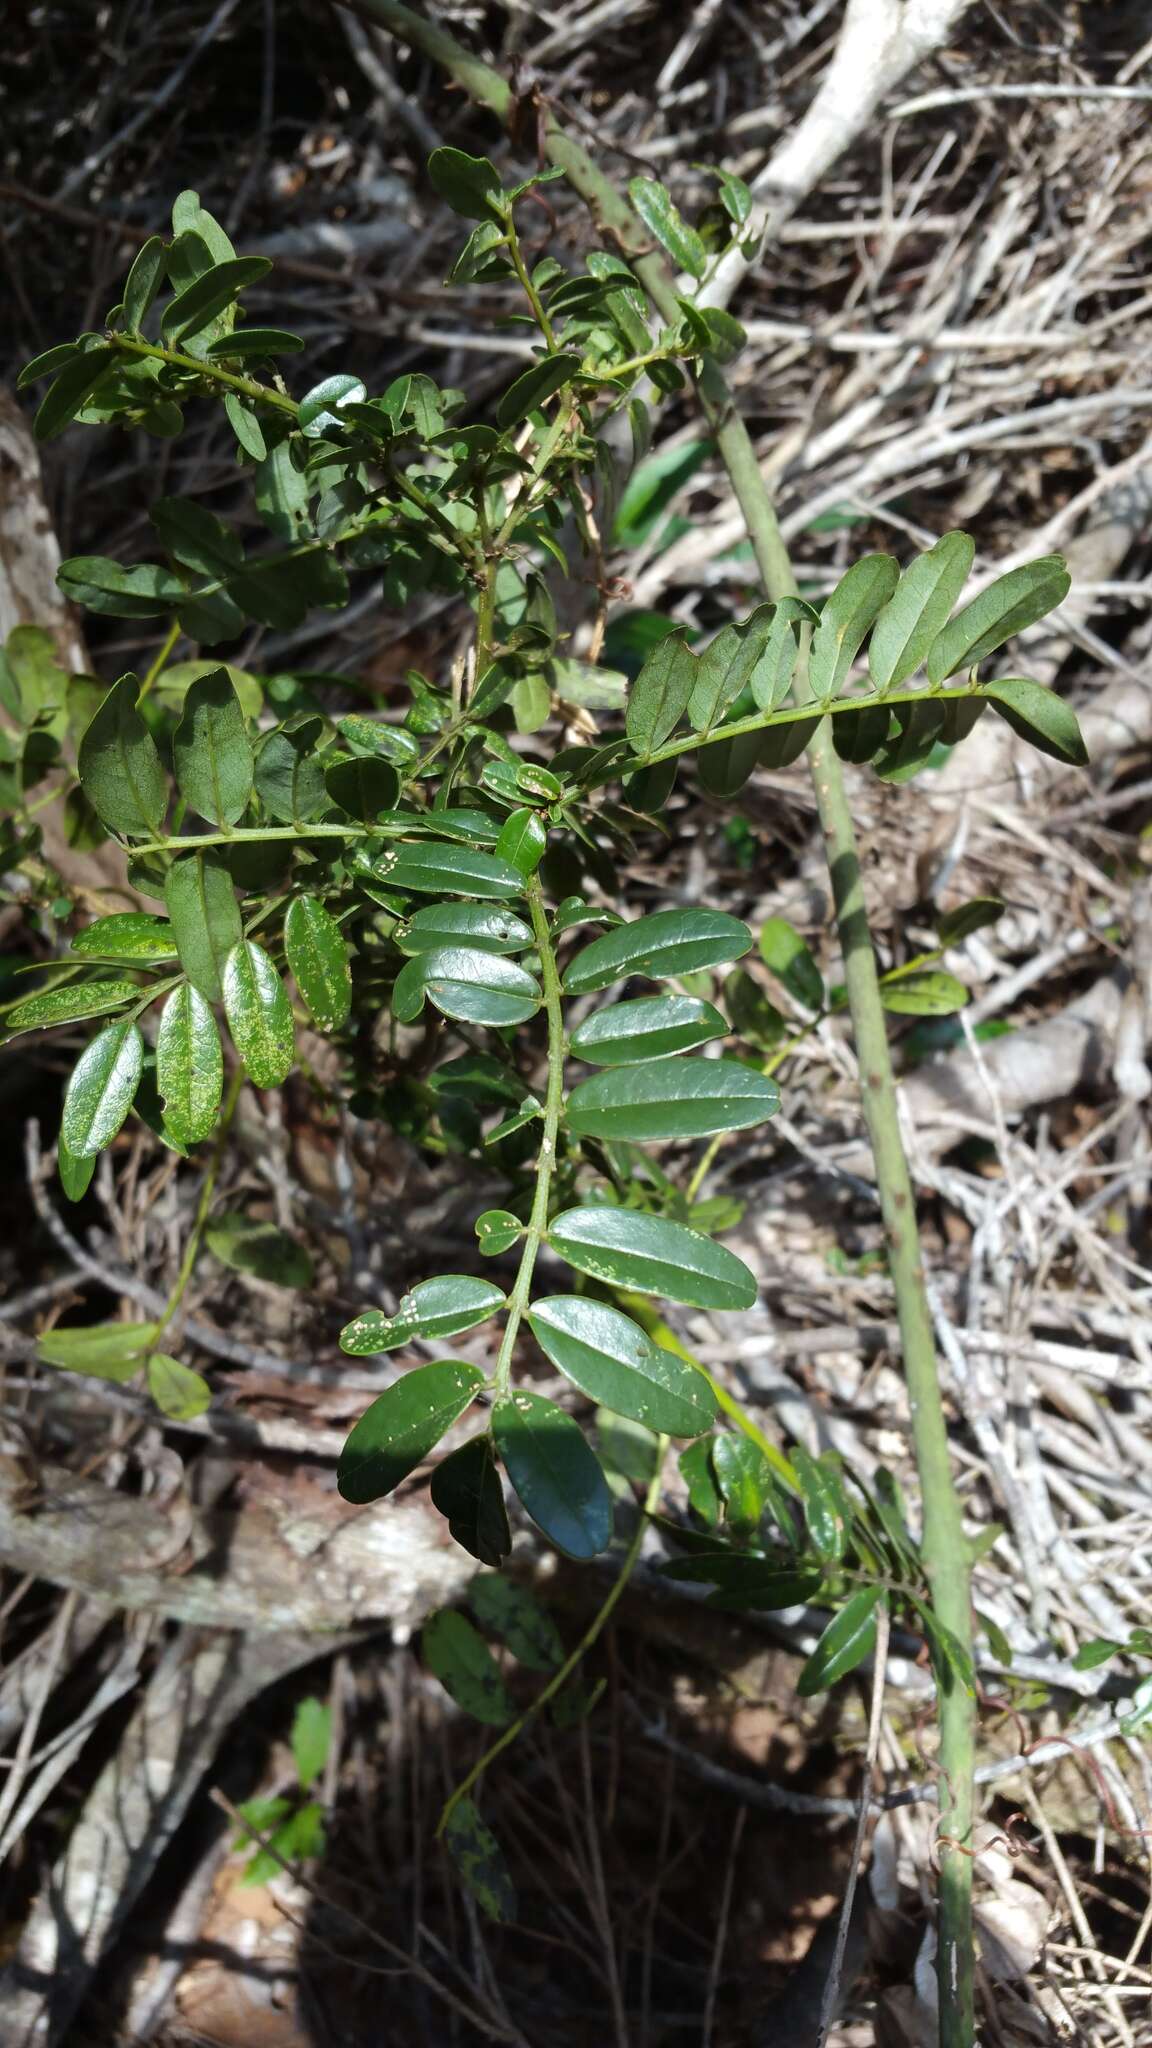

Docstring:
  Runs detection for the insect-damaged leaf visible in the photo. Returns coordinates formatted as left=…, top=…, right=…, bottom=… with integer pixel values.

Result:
left=71, top=913, right=179, bottom=962
left=396, top=903, right=534, bottom=957
left=222, top=940, right=294, bottom=1088
left=370, top=842, right=526, bottom=901
left=444, top=1797, right=517, bottom=1923
left=62, top=1018, right=144, bottom=1156
left=156, top=982, right=223, bottom=1145
left=4, top=979, right=140, bottom=1035
left=422, top=1609, right=513, bottom=1726
left=337, top=1360, right=487, bottom=1504
left=284, top=895, right=352, bottom=1031
left=468, top=1576, right=564, bottom=1672
left=340, top=1276, right=506, bottom=1356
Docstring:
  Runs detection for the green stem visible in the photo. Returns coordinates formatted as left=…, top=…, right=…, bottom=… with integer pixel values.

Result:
left=110, top=332, right=299, bottom=414
left=490, top=873, right=566, bottom=1399
left=151, top=1065, right=244, bottom=1347
left=438, top=1436, right=669, bottom=1836
left=137, top=617, right=182, bottom=704
left=504, top=214, right=558, bottom=352
left=343, top=7, right=977, bottom=2037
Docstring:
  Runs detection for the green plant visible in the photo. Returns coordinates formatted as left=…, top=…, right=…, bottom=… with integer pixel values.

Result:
left=4, top=135, right=1086, bottom=2042
left=232, top=1695, right=331, bottom=1885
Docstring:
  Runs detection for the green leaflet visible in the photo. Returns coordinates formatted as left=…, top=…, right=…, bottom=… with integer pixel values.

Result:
left=165, top=850, right=243, bottom=1003
left=547, top=1208, right=756, bottom=1311
left=5, top=979, right=140, bottom=1034
left=370, top=842, right=526, bottom=900
left=419, top=947, right=541, bottom=1028
left=758, top=918, right=824, bottom=1011
left=569, top=994, right=727, bottom=1065
left=492, top=1388, right=613, bottom=1560
left=566, top=1057, right=779, bottom=1142
left=808, top=554, right=899, bottom=701
left=284, top=895, right=352, bottom=1031
left=123, top=236, right=167, bottom=329
left=337, top=1360, right=487, bottom=1504
left=627, top=176, right=707, bottom=281
left=38, top=1319, right=157, bottom=1380
left=797, top=1588, right=883, bottom=1696
left=444, top=1797, right=517, bottom=1924
left=77, top=674, right=168, bottom=838
left=528, top=1296, right=716, bottom=1437
left=869, top=530, right=975, bottom=691
left=71, top=913, right=179, bottom=962
left=206, top=1213, right=313, bottom=1287
left=172, top=667, right=253, bottom=826
left=340, top=1275, right=506, bottom=1355
left=57, top=1133, right=96, bottom=1203
left=495, top=807, right=547, bottom=877
left=155, top=982, right=223, bottom=1145
left=926, top=557, right=1070, bottom=682
left=712, top=1434, right=774, bottom=1534
left=562, top=908, right=751, bottom=994
left=147, top=1352, right=212, bottom=1420
left=879, top=967, right=968, bottom=1016
left=324, top=754, right=401, bottom=821
left=687, top=605, right=775, bottom=733
left=396, top=903, right=533, bottom=957
left=791, top=1447, right=848, bottom=1563
left=34, top=345, right=116, bottom=439
left=222, top=940, right=295, bottom=1088
left=422, top=1609, right=514, bottom=1727
left=430, top=1437, right=512, bottom=1565
left=984, top=676, right=1088, bottom=765
left=297, top=372, right=367, bottom=437
left=254, top=718, right=328, bottom=824
left=475, top=1209, right=523, bottom=1256
left=468, top=1576, right=563, bottom=1672
left=62, top=1018, right=144, bottom=1156
left=161, top=255, right=272, bottom=341
left=625, top=629, right=695, bottom=756
left=428, top=146, right=505, bottom=221
left=495, top=353, right=582, bottom=430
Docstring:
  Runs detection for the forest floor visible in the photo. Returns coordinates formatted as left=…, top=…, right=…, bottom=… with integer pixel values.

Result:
left=2, top=2, right=1152, bottom=2043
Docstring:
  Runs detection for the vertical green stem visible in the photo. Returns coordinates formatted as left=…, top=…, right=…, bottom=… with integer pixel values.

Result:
left=332, top=8, right=976, bottom=2033
left=490, top=874, right=566, bottom=1398
left=152, top=1065, right=244, bottom=1347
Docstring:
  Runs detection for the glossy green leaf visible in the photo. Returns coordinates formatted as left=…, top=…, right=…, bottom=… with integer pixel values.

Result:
left=428, top=147, right=505, bottom=221
left=548, top=1208, right=755, bottom=1311
left=430, top=1436, right=512, bottom=1565
left=284, top=895, right=352, bottom=1031
left=495, top=353, right=581, bottom=430
left=298, top=373, right=368, bottom=438
left=340, top=1275, right=505, bottom=1356
left=62, top=1018, right=144, bottom=1156
left=390, top=954, right=427, bottom=1025
left=723, top=969, right=786, bottom=1052
left=205, top=327, right=305, bottom=359
left=492, top=1389, right=613, bottom=1560
left=688, top=604, right=776, bottom=733
left=156, top=983, right=223, bottom=1145
left=869, top=531, right=975, bottom=690
left=222, top=940, right=294, bottom=1087
left=808, top=554, right=899, bottom=701
left=337, top=1359, right=487, bottom=1503
left=38, top=1319, right=156, bottom=1380
left=567, top=1057, right=778, bottom=1142
left=172, top=667, right=253, bottom=825
left=162, top=256, right=272, bottom=340
left=147, top=1352, right=211, bottom=1420
left=628, top=176, right=707, bottom=280
left=34, top=346, right=115, bottom=439
left=712, top=1433, right=772, bottom=1534
left=879, top=967, right=967, bottom=1016
left=469, top=1576, right=563, bottom=1672
left=419, top=947, right=541, bottom=1028
left=5, top=979, right=140, bottom=1035
left=123, top=236, right=167, bottom=329
left=78, top=675, right=168, bottom=838
left=758, top=918, right=823, bottom=1010
left=926, top=557, right=1070, bottom=682
left=625, top=630, right=695, bottom=756
left=336, top=715, right=421, bottom=769
left=324, top=754, right=400, bottom=820
left=529, top=1297, right=716, bottom=1436
left=570, top=993, right=726, bottom=1065
left=396, top=903, right=533, bottom=957
left=562, top=908, right=751, bottom=995
left=937, top=897, right=1005, bottom=945
left=370, top=842, right=525, bottom=900
left=791, top=1446, right=848, bottom=1563
left=206, top=1213, right=313, bottom=1287
left=223, top=391, right=266, bottom=459
left=444, top=1797, right=517, bottom=1923
left=71, top=913, right=178, bottom=962
left=165, top=851, right=243, bottom=1003
left=475, top=1209, right=523, bottom=1256
left=57, top=1131, right=96, bottom=1203
left=495, top=807, right=547, bottom=877
left=984, top=676, right=1088, bottom=765
left=422, top=1609, right=514, bottom=1726
left=797, top=1588, right=883, bottom=1696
